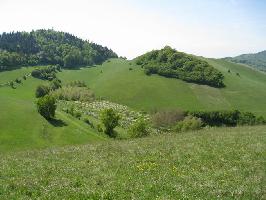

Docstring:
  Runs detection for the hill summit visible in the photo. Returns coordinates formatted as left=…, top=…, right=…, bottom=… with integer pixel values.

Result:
left=0, top=29, right=117, bottom=71
left=225, top=50, right=266, bottom=72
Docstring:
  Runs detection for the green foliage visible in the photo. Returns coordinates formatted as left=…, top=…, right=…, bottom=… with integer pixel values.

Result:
left=31, top=65, right=58, bottom=80
left=128, top=119, right=150, bottom=138
left=175, top=116, right=203, bottom=132
left=50, top=78, right=62, bottom=91
left=51, top=86, right=94, bottom=102
left=35, top=84, right=50, bottom=98
left=100, top=109, right=120, bottom=137
left=0, top=30, right=117, bottom=71
left=190, top=110, right=265, bottom=127
left=36, top=95, right=56, bottom=120
left=135, top=46, right=225, bottom=87
left=66, top=80, right=87, bottom=87
left=152, top=110, right=185, bottom=128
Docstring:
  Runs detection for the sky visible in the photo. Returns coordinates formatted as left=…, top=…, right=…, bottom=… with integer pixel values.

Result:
left=0, top=0, right=265, bottom=59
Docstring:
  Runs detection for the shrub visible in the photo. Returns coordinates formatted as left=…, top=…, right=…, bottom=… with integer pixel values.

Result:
left=50, top=78, right=62, bottom=91
left=67, top=80, right=87, bottom=87
left=15, top=78, right=21, bottom=84
left=31, top=65, right=57, bottom=80
left=175, top=116, right=203, bottom=132
left=152, top=110, right=184, bottom=128
left=51, top=86, right=94, bottom=102
left=128, top=119, right=150, bottom=138
left=35, top=85, right=50, bottom=98
left=129, top=67, right=133, bottom=71
left=97, top=124, right=103, bottom=132
left=23, top=75, right=27, bottom=80
left=189, top=110, right=265, bottom=127
left=100, top=109, right=120, bottom=137
left=36, top=95, right=56, bottom=120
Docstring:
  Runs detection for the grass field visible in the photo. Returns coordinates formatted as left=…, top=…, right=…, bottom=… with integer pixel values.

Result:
left=58, top=58, right=266, bottom=117
left=0, top=126, right=265, bottom=199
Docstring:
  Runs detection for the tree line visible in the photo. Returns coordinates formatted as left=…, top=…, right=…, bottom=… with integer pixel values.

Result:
left=0, top=29, right=117, bottom=71
left=135, top=46, right=225, bottom=87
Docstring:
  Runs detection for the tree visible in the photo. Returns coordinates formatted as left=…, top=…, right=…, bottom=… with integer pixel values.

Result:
left=35, top=85, right=50, bottom=98
left=100, top=109, right=120, bottom=137
left=36, top=95, right=56, bottom=120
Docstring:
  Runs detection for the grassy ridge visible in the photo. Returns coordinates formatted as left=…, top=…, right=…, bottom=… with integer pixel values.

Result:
left=0, top=126, right=265, bottom=199
left=59, top=58, right=266, bottom=116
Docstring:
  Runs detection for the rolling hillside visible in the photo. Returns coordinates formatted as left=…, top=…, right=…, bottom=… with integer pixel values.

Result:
left=59, top=58, right=266, bottom=117
left=1, top=57, right=266, bottom=152
left=225, top=50, right=266, bottom=72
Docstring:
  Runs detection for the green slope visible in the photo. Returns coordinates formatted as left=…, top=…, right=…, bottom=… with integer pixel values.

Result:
left=225, top=50, right=266, bottom=72
left=58, top=58, right=266, bottom=117
left=0, top=70, right=105, bottom=152
left=1, top=57, right=266, bottom=152
left=1, top=126, right=265, bottom=199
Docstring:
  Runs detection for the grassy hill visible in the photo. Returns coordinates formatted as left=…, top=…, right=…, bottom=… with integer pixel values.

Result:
left=1, top=57, right=266, bottom=152
left=58, top=58, right=266, bottom=117
left=0, top=68, right=106, bottom=152
left=225, top=50, right=266, bottom=72
left=0, top=126, right=265, bottom=199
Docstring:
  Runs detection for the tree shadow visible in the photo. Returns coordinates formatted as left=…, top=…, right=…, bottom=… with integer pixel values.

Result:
left=48, top=118, right=68, bottom=127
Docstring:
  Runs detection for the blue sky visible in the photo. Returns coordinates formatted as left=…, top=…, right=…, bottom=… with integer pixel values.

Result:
left=0, top=0, right=265, bottom=58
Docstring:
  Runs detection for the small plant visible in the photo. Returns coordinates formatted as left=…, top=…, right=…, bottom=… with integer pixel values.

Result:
left=100, top=109, right=120, bottom=137
left=129, top=67, right=133, bottom=71
left=23, top=75, right=27, bottom=80
left=128, top=119, right=150, bottom=138
left=36, top=95, right=56, bottom=120
left=175, top=116, right=202, bottom=132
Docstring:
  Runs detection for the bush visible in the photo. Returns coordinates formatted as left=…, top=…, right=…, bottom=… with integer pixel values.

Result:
left=15, top=78, right=21, bottom=84
left=35, top=85, right=50, bottom=98
left=51, top=86, right=94, bottom=102
left=175, top=116, right=203, bottom=132
left=50, top=78, right=62, bottom=91
left=152, top=110, right=184, bottom=128
left=128, top=119, right=150, bottom=138
left=189, top=110, right=265, bottom=127
left=36, top=95, right=56, bottom=120
left=31, top=65, right=57, bottom=80
left=100, top=109, right=120, bottom=137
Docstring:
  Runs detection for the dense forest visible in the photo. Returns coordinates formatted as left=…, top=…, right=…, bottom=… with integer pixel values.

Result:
left=0, top=29, right=117, bottom=71
left=225, top=50, right=266, bottom=72
left=135, top=46, right=225, bottom=87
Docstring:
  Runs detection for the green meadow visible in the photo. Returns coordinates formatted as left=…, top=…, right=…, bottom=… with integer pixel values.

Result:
left=0, top=126, right=265, bottom=199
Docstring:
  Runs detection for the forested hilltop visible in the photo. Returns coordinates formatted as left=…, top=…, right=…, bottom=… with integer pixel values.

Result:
left=0, top=29, right=117, bottom=71
left=225, top=50, right=266, bottom=72
left=135, top=46, right=224, bottom=87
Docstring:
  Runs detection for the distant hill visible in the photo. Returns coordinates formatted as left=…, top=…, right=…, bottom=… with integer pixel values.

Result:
left=135, top=46, right=224, bottom=87
left=225, top=50, right=266, bottom=72
left=0, top=29, right=117, bottom=71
